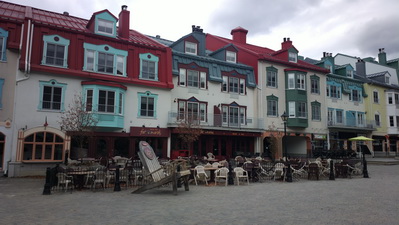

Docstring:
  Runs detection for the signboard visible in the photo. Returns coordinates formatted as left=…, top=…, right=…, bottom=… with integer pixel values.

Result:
left=130, top=127, right=170, bottom=137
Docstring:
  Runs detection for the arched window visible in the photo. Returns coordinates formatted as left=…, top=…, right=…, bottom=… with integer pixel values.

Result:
left=23, top=131, right=64, bottom=161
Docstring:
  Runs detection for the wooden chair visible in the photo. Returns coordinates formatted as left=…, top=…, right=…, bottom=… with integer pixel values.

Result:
left=132, top=141, right=190, bottom=195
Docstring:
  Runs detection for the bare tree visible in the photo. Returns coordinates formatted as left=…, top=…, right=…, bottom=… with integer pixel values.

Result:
left=59, top=93, right=98, bottom=159
left=175, top=118, right=202, bottom=152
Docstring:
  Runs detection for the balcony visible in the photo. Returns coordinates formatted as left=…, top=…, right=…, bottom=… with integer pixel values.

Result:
left=89, top=105, right=124, bottom=130
left=327, top=118, right=375, bottom=131
left=167, top=112, right=264, bottom=131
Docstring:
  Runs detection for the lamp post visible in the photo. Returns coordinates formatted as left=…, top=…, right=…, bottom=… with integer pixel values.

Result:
left=281, top=111, right=292, bottom=182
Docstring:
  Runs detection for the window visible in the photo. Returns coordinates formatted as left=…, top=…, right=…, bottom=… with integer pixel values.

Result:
left=222, top=75, right=246, bottom=94
left=23, top=131, right=64, bottom=161
left=221, top=103, right=246, bottom=127
left=0, top=28, right=8, bottom=61
left=139, top=53, right=159, bottom=81
left=179, top=68, right=206, bottom=89
left=83, top=84, right=125, bottom=117
left=42, top=35, right=70, bottom=68
left=266, top=67, right=278, bottom=88
left=311, top=102, right=321, bottom=121
left=388, top=93, right=393, bottom=104
left=178, top=98, right=207, bottom=123
left=39, top=80, right=66, bottom=111
left=289, top=52, right=297, bottom=63
left=267, top=100, right=277, bottom=116
left=395, top=94, right=399, bottom=104
left=288, top=73, right=295, bottom=89
left=188, top=70, right=199, bottom=88
left=349, top=88, right=361, bottom=102
left=297, top=74, right=305, bottom=90
left=288, top=73, right=306, bottom=90
left=86, top=89, right=93, bottom=111
left=226, top=51, right=236, bottom=63
left=310, top=76, right=320, bottom=94
left=298, top=102, right=307, bottom=118
left=326, top=82, right=341, bottom=99
left=97, top=19, right=114, bottom=35
left=336, top=110, right=343, bottom=124
left=185, top=41, right=197, bottom=55
left=138, top=91, right=157, bottom=118
left=98, top=90, right=115, bottom=113
left=346, top=70, right=353, bottom=78
left=389, top=116, right=394, bottom=127
left=373, top=91, right=379, bottom=103
left=357, top=113, right=364, bottom=126
left=375, top=114, right=380, bottom=126
left=385, top=76, right=390, bottom=84
left=288, top=102, right=295, bottom=118
left=83, top=43, right=127, bottom=76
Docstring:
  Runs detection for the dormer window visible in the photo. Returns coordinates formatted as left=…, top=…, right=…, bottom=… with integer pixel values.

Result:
left=185, top=41, right=197, bottom=55
left=98, top=19, right=114, bottom=35
left=385, top=76, right=390, bottom=84
left=226, top=51, right=236, bottom=63
left=346, top=69, right=353, bottom=78
left=289, top=52, right=297, bottom=63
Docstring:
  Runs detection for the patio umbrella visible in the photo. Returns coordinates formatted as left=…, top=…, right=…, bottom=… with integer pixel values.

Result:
left=348, top=136, right=373, bottom=178
left=348, top=136, right=374, bottom=141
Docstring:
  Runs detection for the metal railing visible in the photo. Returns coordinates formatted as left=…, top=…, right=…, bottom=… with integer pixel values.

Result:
left=167, top=112, right=264, bottom=130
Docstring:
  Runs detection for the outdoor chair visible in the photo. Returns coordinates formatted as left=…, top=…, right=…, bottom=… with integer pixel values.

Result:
left=233, top=167, right=249, bottom=185
left=243, top=161, right=254, bottom=182
left=291, top=161, right=307, bottom=181
left=56, top=172, right=74, bottom=192
left=119, top=169, right=130, bottom=189
left=308, top=163, right=319, bottom=180
left=256, top=162, right=274, bottom=182
left=347, top=162, right=362, bottom=177
left=92, top=169, right=106, bottom=191
left=193, top=165, right=208, bottom=185
left=214, top=167, right=229, bottom=186
left=235, top=156, right=245, bottom=167
left=273, top=163, right=285, bottom=181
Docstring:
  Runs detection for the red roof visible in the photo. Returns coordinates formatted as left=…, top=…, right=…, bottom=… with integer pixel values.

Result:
left=206, top=33, right=329, bottom=73
left=0, top=1, right=166, bottom=49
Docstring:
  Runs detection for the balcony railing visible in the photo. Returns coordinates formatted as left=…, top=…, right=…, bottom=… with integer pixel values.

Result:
left=327, top=118, right=375, bottom=130
left=167, top=112, right=264, bottom=130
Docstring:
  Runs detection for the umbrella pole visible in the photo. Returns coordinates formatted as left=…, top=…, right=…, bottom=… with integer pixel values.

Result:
left=362, top=151, right=369, bottom=178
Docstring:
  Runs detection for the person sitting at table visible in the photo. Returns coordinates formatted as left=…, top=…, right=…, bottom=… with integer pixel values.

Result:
left=207, top=152, right=215, bottom=160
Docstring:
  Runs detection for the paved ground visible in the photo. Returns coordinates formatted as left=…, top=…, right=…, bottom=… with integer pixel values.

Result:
left=0, top=164, right=398, bottom=225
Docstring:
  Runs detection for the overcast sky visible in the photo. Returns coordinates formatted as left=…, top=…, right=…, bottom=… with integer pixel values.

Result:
left=9, top=0, right=399, bottom=61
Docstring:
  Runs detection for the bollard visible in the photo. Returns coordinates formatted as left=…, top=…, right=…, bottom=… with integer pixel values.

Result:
left=285, top=162, right=292, bottom=182
left=114, top=166, right=121, bottom=191
left=363, top=156, right=369, bottom=178
left=329, top=159, right=335, bottom=180
left=42, top=167, right=52, bottom=195
left=228, top=161, right=234, bottom=185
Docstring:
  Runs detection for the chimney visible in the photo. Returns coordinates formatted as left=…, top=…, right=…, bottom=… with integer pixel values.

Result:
left=231, top=27, right=248, bottom=44
left=281, top=37, right=292, bottom=49
left=356, top=59, right=366, bottom=77
left=118, top=5, right=130, bottom=39
left=378, top=48, right=387, bottom=65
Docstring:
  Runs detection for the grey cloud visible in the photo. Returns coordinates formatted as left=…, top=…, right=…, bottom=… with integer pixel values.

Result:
left=209, top=0, right=321, bottom=35
left=354, top=16, right=399, bottom=59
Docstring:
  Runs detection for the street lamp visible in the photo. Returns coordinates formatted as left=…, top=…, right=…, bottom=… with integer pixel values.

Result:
left=281, top=111, right=292, bottom=182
